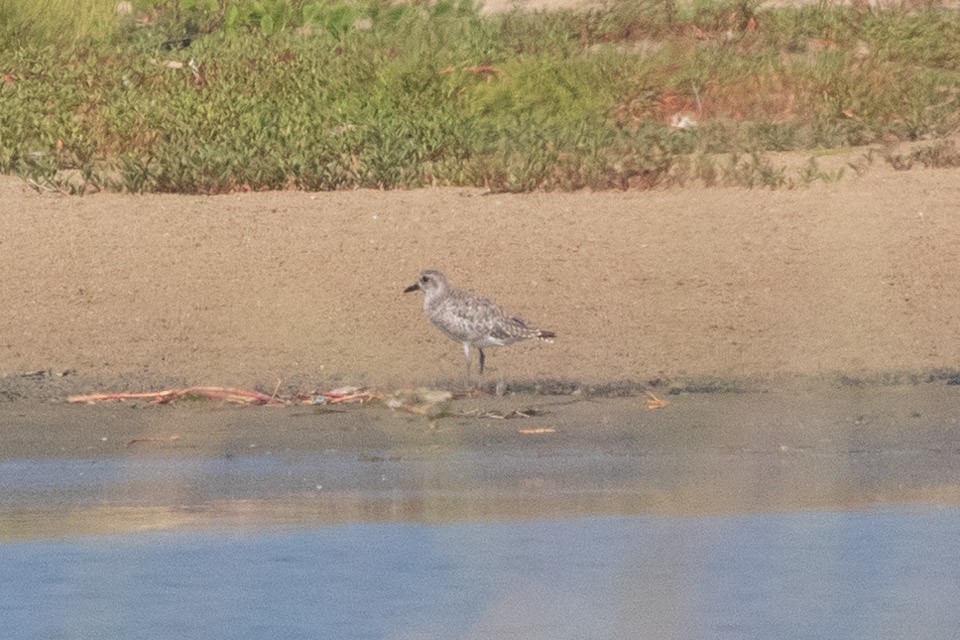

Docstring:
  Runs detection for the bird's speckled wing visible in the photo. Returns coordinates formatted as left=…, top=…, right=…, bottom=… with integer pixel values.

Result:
left=427, top=289, right=540, bottom=346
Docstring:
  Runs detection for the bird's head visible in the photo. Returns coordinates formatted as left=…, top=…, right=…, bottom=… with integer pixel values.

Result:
left=404, top=270, right=447, bottom=295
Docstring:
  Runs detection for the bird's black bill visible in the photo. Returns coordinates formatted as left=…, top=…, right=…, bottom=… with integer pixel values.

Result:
left=403, top=283, right=420, bottom=293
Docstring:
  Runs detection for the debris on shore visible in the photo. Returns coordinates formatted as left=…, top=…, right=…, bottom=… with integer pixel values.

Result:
left=67, top=386, right=285, bottom=405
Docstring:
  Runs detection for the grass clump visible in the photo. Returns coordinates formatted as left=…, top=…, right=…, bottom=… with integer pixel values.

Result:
left=0, top=0, right=125, bottom=47
left=885, top=139, right=960, bottom=170
left=0, top=0, right=959, bottom=193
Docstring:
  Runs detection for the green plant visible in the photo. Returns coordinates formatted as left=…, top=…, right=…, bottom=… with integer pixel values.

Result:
left=0, top=0, right=958, bottom=193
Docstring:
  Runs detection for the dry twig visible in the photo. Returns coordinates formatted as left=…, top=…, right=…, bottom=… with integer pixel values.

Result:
left=68, top=386, right=284, bottom=405
left=645, top=390, right=669, bottom=410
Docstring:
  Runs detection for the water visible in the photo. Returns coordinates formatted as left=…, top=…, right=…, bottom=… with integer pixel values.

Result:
left=5, top=508, right=960, bottom=638
left=4, top=452, right=960, bottom=639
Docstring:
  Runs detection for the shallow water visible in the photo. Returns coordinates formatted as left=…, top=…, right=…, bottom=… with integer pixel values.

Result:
left=4, top=450, right=960, bottom=639
left=5, top=509, right=960, bottom=640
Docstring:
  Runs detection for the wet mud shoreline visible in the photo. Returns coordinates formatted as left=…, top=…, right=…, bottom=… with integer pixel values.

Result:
left=4, top=370, right=960, bottom=534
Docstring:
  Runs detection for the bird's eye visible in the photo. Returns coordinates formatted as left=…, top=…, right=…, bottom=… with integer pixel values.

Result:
left=420, top=275, right=429, bottom=284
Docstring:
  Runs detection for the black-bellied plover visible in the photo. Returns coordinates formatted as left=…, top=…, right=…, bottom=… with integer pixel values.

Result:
left=404, top=269, right=555, bottom=377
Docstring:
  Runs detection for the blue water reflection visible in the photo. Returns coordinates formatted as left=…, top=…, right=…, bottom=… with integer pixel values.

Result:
left=4, top=508, right=960, bottom=640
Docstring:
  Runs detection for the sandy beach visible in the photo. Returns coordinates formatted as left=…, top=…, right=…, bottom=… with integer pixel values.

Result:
left=3, top=164, right=960, bottom=529
left=3, top=163, right=960, bottom=393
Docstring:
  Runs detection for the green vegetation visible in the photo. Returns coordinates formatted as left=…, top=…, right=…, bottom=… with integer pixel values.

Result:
left=0, top=0, right=959, bottom=193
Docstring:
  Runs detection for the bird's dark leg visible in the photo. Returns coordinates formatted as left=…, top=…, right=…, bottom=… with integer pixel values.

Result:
left=478, top=348, right=485, bottom=376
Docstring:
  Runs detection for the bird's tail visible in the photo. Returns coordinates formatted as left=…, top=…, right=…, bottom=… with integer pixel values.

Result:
left=536, top=330, right=556, bottom=343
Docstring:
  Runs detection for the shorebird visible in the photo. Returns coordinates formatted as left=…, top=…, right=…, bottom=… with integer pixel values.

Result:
left=404, top=269, right=555, bottom=378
